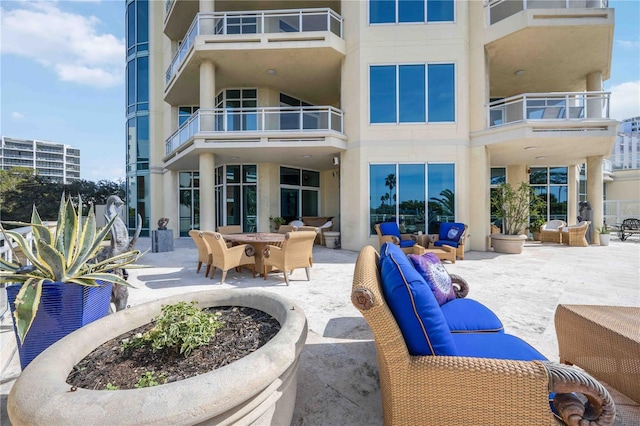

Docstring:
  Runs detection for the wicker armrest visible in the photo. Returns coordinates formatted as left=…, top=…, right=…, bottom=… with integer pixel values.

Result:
left=449, top=273, right=469, bottom=298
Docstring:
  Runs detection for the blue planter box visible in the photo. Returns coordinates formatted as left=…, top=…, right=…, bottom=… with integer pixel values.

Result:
left=6, top=281, right=112, bottom=370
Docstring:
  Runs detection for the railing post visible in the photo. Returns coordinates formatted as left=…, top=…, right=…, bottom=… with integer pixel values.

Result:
left=299, top=10, right=303, bottom=32
left=522, top=94, right=527, bottom=122
left=261, top=11, right=265, bottom=34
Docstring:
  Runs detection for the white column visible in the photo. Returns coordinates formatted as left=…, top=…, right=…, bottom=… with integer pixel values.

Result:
left=469, top=146, right=490, bottom=251
left=586, top=71, right=603, bottom=119
left=567, top=164, right=579, bottom=226
left=199, top=0, right=214, bottom=13
left=586, top=155, right=604, bottom=244
left=200, top=60, right=215, bottom=130
left=200, top=153, right=216, bottom=231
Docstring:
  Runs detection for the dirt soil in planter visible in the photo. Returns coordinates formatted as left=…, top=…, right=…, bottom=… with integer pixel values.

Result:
left=67, top=306, right=280, bottom=390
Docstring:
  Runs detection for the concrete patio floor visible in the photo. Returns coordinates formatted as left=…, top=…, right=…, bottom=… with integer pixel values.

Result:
left=2, top=235, right=639, bottom=425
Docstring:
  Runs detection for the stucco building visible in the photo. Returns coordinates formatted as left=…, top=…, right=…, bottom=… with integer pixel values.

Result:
left=126, top=0, right=617, bottom=249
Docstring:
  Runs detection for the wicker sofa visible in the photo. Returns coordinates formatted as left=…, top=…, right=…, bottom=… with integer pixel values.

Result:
left=351, top=243, right=615, bottom=425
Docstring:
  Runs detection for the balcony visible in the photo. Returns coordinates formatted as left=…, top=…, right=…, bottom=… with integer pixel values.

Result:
left=165, top=106, right=346, bottom=167
left=488, top=91, right=610, bottom=127
left=486, top=0, right=609, bottom=26
left=472, top=91, right=617, bottom=166
left=164, top=8, right=345, bottom=106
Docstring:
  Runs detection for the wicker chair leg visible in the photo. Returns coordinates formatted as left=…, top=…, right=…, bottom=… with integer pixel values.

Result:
left=220, top=270, right=227, bottom=284
left=284, top=271, right=290, bottom=286
left=209, top=267, right=217, bottom=280
left=251, top=265, right=256, bottom=278
left=305, top=267, right=310, bottom=281
left=196, top=261, right=202, bottom=273
left=205, top=264, right=211, bottom=278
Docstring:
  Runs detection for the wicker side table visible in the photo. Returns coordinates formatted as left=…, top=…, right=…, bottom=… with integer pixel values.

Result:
left=555, top=304, right=640, bottom=403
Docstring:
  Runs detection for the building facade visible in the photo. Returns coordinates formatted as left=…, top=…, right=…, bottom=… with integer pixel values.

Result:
left=127, top=0, right=617, bottom=248
left=0, top=136, right=81, bottom=184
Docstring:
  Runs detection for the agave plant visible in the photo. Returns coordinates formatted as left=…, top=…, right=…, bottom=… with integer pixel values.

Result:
left=0, top=194, right=143, bottom=343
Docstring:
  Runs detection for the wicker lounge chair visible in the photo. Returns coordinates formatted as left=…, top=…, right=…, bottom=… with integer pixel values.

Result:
left=540, top=220, right=566, bottom=243
left=351, top=245, right=615, bottom=425
left=561, top=221, right=590, bottom=247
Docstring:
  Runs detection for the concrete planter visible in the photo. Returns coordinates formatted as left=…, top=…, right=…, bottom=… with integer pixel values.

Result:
left=8, top=289, right=308, bottom=426
left=490, top=233, right=528, bottom=254
left=599, top=233, right=610, bottom=246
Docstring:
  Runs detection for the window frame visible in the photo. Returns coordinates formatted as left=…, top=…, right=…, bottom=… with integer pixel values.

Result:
left=368, top=0, right=455, bottom=25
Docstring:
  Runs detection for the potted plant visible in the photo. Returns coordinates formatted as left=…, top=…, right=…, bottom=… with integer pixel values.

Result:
left=0, top=194, right=143, bottom=369
left=268, top=216, right=286, bottom=232
left=490, top=182, right=544, bottom=254
left=597, top=224, right=610, bottom=246
left=528, top=217, right=546, bottom=241
left=7, top=289, right=307, bottom=425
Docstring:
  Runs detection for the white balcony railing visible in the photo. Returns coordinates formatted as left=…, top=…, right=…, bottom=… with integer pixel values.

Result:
left=487, top=91, right=610, bottom=128
left=165, top=106, right=344, bottom=155
left=166, top=8, right=343, bottom=84
left=486, top=0, right=609, bottom=25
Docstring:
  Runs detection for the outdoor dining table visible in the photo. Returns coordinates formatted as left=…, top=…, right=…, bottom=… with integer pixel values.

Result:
left=221, top=232, right=286, bottom=276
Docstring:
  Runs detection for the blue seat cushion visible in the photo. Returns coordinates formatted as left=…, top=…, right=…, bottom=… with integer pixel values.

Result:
left=440, top=298, right=504, bottom=333
left=379, top=222, right=401, bottom=238
left=379, top=243, right=457, bottom=356
left=452, top=333, right=547, bottom=361
left=399, top=239, right=415, bottom=248
left=434, top=239, right=459, bottom=249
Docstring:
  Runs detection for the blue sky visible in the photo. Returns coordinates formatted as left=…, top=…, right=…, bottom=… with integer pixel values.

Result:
left=1, top=0, right=639, bottom=182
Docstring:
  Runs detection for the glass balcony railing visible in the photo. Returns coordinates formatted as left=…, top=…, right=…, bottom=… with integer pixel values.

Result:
left=487, top=91, right=610, bottom=128
left=165, top=106, right=344, bottom=155
left=486, top=0, right=609, bottom=26
left=165, top=8, right=343, bottom=84
left=165, top=0, right=174, bottom=15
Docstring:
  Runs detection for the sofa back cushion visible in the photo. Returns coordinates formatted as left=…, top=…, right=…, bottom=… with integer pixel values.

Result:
left=379, top=243, right=457, bottom=356
left=408, top=252, right=456, bottom=306
left=379, top=222, right=401, bottom=239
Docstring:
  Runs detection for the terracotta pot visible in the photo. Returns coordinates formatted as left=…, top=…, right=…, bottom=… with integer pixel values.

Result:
left=8, top=289, right=307, bottom=425
left=490, top=233, right=528, bottom=254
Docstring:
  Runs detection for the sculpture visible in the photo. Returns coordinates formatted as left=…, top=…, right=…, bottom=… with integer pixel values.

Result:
left=158, top=217, right=169, bottom=230
left=100, top=195, right=142, bottom=311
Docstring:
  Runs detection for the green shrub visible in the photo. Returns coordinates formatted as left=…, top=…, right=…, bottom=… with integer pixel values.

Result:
left=134, top=371, right=166, bottom=388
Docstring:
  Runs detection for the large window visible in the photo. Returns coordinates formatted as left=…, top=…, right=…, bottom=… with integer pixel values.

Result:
left=370, top=163, right=455, bottom=235
left=279, top=167, right=320, bottom=223
left=215, top=165, right=258, bottom=232
left=179, top=172, right=200, bottom=237
left=370, top=64, right=455, bottom=124
left=530, top=167, right=568, bottom=222
left=370, top=0, right=454, bottom=24
left=215, top=89, right=258, bottom=131
left=490, top=167, right=506, bottom=226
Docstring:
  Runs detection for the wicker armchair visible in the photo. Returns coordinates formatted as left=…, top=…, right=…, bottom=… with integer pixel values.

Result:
left=540, top=220, right=566, bottom=243
left=351, top=245, right=615, bottom=426
left=561, top=221, right=591, bottom=247
left=263, top=231, right=316, bottom=285
left=201, top=231, right=255, bottom=284
left=374, top=223, right=417, bottom=254
left=188, top=230, right=212, bottom=277
left=217, top=225, right=243, bottom=234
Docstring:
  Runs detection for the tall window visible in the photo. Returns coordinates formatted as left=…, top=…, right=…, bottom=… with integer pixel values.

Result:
left=179, top=172, right=200, bottom=237
left=530, top=167, right=568, bottom=222
left=280, top=167, right=320, bottom=223
left=369, top=163, right=455, bottom=235
left=215, top=165, right=258, bottom=232
left=369, top=0, right=454, bottom=24
left=179, top=106, right=199, bottom=125
left=490, top=167, right=506, bottom=225
left=370, top=64, right=455, bottom=124
left=215, top=89, right=258, bottom=131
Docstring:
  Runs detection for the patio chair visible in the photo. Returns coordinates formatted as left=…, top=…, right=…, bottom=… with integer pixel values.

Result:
left=188, top=230, right=212, bottom=277
left=277, top=225, right=298, bottom=234
left=374, top=222, right=417, bottom=254
left=262, top=231, right=316, bottom=285
left=540, top=220, right=566, bottom=243
left=351, top=245, right=615, bottom=425
left=201, top=231, right=256, bottom=284
left=561, top=221, right=591, bottom=247
left=217, top=225, right=243, bottom=234
left=432, top=222, right=467, bottom=260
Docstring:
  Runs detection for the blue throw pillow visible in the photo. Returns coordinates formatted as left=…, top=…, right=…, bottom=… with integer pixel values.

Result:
left=379, top=243, right=457, bottom=356
left=408, top=252, right=456, bottom=306
left=446, top=225, right=463, bottom=242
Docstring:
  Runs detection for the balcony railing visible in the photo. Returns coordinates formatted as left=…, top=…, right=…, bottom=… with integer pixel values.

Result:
left=487, top=91, right=610, bottom=128
left=166, top=8, right=343, bottom=84
left=165, top=106, right=344, bottom=155
left=486, top=0, right=609, bottom=25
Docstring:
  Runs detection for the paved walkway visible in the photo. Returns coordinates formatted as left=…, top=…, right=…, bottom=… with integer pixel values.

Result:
left=2, top=236, right=639, bottom=425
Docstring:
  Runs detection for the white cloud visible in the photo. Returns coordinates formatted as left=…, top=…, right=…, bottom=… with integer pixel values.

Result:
left=0, top=2, right=124, bottom=89
left=11, top=112, right=26, bottom=120
left=609, top=81, right=640, bottom=121
left=615, top=39, right=640, bottom=49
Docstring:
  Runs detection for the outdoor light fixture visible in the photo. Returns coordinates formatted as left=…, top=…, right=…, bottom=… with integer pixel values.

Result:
left=535, top=156, right=545, bottom=160
left=514, top=70, right=525, bottom=76
left=524, top=146, right=536, bottom=150
left=267, top=69, right=277, bottom=75
left=302, top=154, right=312, bottom=158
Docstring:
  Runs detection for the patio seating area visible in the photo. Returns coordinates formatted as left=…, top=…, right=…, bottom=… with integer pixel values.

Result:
left=2, top=236, right=639, bottom=425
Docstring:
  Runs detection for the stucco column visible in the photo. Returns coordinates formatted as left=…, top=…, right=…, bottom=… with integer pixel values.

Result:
left=586, top=155, right=604, bottom=245
left=586, top=71, right=603, bottom=119
left=469, top=146, right=490, bottom=251
left=199, top=0, right=214, bottom=13
left=200, top=60, right=216, bottom=130
left=567, top=165, right=579, bottom=226
left=200, top=153, right=216, bottom=231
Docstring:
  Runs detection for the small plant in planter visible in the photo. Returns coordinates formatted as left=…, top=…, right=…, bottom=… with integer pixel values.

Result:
left=268, top=216, right=286, bottom=231
left=528, top=217, right=546, bottom=241
left=0, top=194, right=144, bottom=368
left=597, top=224, right=611, bottom=246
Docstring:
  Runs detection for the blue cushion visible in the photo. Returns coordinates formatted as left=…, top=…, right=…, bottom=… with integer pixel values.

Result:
left=379, top=222, right=401, bottom=238
left=452, top=333, right=547, bottom=361
left=434, top=239, right=459, bottom=248
left=439, top=222, right=465, bottom=243
left=399, top=239, right=415, bottom=248
left=440, top=299, right=504, bottom=333
left=379, top=243, right=457, bottom=356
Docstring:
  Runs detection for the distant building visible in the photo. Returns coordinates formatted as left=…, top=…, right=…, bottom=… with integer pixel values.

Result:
left=0, top=136, right=81, bottom=184
left=610, top=116, right=640, bottom=170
